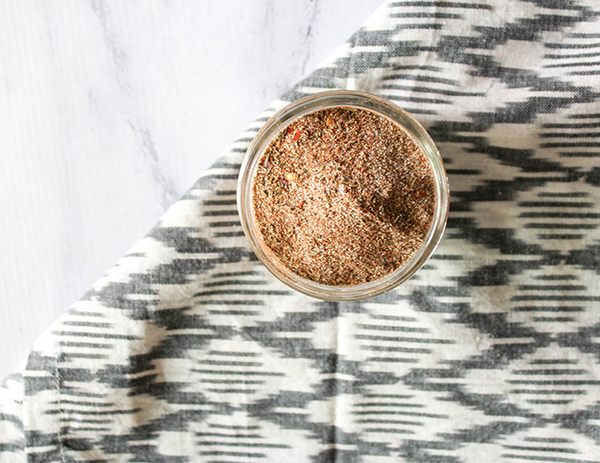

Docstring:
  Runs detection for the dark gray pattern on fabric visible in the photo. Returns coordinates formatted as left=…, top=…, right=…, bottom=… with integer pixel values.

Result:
left=1, top=0, right=600, bottom=461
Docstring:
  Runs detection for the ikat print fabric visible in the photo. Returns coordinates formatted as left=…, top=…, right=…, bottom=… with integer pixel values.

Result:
left=1, top=0, right=600, bottom=461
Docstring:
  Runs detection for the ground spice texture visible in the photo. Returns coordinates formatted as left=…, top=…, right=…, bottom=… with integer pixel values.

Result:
left=251, top=107, right=436, bottom=286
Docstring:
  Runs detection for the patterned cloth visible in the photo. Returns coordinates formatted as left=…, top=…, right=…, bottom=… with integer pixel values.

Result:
left=2, top=0, right=600, bottom=461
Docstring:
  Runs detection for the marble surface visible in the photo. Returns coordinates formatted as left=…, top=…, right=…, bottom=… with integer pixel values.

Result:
left=0, top=0, right=383, bottom=379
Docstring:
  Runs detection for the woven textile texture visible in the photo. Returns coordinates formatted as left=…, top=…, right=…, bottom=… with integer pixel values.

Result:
left=2, top=0, right=600, bottom=461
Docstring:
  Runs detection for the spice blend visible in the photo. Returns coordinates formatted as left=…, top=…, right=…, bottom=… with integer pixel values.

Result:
left=251, top=107, right=436, bottom=286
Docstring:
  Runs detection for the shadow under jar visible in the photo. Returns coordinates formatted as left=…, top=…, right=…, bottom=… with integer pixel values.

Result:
left=238, top=90, right=449, bottom=301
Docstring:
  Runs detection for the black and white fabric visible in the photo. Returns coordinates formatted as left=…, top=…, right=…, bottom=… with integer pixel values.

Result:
left=2, top=0, right=600, bottom=461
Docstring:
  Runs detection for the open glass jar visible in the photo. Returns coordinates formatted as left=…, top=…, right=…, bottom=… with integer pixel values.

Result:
left=238, top=90, right=449, bottom=301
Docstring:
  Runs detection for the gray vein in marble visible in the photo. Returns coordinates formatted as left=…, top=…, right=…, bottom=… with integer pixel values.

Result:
left=264, top=1, right=274, bottom=46
left=91, top=0, right=177, bottom=210
left=127, top=121, right=178, bottom=210
left=40, top=1, right=56, bottom=58
left=90, top=0, right=129, bottom=88
left=302, top=0, right=321, bottom=75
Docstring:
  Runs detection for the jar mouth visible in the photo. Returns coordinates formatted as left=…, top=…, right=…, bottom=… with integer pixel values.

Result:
left=237, top=90, right=449, bottom=301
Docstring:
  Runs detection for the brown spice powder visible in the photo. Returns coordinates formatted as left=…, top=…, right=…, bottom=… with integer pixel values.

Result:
left=251, top=107, right=436, bottom=286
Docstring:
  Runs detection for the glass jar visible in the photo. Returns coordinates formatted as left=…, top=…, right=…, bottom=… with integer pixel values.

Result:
left=237, top=90, right=449, bottom=301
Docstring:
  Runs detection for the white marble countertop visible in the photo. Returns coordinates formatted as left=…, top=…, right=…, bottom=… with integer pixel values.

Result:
left=0, top=1, right=383, bottom=378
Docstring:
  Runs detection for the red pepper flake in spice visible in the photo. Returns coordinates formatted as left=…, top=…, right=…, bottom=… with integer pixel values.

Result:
left=251, top=107, right=436, bottom=286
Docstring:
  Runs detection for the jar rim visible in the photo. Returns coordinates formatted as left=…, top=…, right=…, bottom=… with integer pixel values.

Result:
left=237, top=90, right=449, bottom=301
